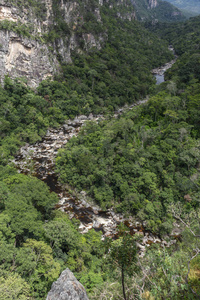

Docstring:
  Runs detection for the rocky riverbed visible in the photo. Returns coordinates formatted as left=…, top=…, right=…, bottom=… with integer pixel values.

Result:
left=152, top=46, right=177, bottom=85
left=12, top=48, right=179, bottom=256
left=12, top=99, right=180, bottom=256
left=152, top=56, right=177, bottom=77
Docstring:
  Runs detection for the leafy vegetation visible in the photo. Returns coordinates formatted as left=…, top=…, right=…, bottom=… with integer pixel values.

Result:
left=146, top=15, right=200, bottom=88
left=57, top=10, right=173, bottom=114
left=8, top=0, right=47, bottom=20
left=0, top=20, right=33, bottom=38
left=0, top=2, right=174, bottom=168
left=0, top=1, right=200, bottom=299
left=56, top=82, right=200, bottom=234
left=0, top=165, right=110, bottom=299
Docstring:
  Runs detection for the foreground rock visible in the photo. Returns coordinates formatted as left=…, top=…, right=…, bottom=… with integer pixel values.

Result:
left=46, top=268, right=89, bottom=300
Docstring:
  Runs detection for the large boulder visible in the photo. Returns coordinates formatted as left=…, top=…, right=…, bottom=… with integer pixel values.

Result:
left=46, top=268, right=89, bottom=300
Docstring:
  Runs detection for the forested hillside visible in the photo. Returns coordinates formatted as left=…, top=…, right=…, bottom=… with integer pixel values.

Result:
left=0, top=0, right=200, bottom=299
left=0, top=3, right=173, bottom=165
left=146, top=15, right=200, bottom=86
left=55, top=12, right=200, bottom=299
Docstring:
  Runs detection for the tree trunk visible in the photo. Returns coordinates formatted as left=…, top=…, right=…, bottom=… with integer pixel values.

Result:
left=122, top=267, right=127, bottom=300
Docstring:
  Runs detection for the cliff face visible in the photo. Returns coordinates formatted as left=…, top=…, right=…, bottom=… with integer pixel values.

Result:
left=0, top=0, right=135, bottom=86
left=0, top=0, right=183, bottom=87
left=0, top=31, right=59, bottom=87
left=148, top=0, right=158, bottom=9
left=0, top=0, right=55, bottom=86
left=46, top=268, right=89, bottom=300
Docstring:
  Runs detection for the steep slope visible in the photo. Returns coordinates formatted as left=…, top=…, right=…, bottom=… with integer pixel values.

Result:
left=147, top=15, right=200, bottom=86
left=0, top=1, right=200, bottom=300
left=55, top=14, right=200, bottom=239
left=0, top=0, right=173, bottom=96
left=131, top=0, right=186, bottom=22
left=0, top=0, right=135, bottom=86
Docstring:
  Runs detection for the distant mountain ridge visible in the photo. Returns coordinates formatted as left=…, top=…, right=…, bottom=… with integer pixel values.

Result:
left=164, top=0, right=200, bottom=15
left=132, top=0, right=186, bottom=22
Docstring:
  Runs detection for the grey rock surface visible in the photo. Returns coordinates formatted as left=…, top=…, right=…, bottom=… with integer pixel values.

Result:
left=0, top=31, right=59, bottom=87
left=46, top=268, right=89, bottom=300
left=0, top=0, right=135, bottom=87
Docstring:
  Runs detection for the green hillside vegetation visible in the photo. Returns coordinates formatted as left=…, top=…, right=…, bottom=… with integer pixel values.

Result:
left=146, top=15, right=200, bottom=55
left=55, top=10, right=200, bottom=299
left=0, top=166, right=199, bottom=299
left=0, top=166, right=108, bottom=299
left=0, top=5, right=173, bottom=167
left=8, top=0, right=47, bottom=20
left=164, top=16, right=200, bottom=87
left=0, top=1, right=200, bottom=299
left=146, top=15, right=200, bottom=87
left=56, top=82, right=200, bottom=234
left=58, top=12, right=173, bottom=115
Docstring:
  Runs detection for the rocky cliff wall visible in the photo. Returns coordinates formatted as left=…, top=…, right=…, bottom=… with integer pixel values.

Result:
left=0, top=30, right=59, bottom=87
left=148, top=0, right=158, bottom=9
left=0, top=0, right=135, bottom=86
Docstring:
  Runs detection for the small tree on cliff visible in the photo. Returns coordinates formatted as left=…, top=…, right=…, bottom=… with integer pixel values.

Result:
left=106, top=224, right=138, bottom=300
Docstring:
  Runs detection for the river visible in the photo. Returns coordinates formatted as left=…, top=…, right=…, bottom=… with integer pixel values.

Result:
left=12, top=56, right=178, bottom=255
left=152, top=57, right=177, bottom=85
left=152, top=46, right=177, bottom=84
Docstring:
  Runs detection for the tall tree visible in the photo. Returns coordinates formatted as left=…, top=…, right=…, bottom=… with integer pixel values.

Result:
left=106, top=225, right=137, bottom=300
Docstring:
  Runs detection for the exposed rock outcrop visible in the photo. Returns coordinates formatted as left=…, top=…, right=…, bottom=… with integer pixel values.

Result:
left=148, top=0, right=158, bottom=9
left=46, top=268, right=89, bottom=300
left=0, top=31, right=59, bottom=87
left=0, top=6, right=18, bottom=22
left=0, top=0, right=136, bottom=86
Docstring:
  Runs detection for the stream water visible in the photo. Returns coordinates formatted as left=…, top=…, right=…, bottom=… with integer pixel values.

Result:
left=152, top=57, right=177, bottom=85
left=152, top=46, right=177, bottom=85
left=12, top=56, right=178, bottom=255
left=155, top=74, right=164, bottom=84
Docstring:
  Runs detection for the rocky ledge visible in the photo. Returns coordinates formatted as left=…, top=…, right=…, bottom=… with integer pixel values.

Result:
left=46, top=268, right=89, bottom=300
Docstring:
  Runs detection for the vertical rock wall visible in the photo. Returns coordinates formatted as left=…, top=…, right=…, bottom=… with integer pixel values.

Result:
left=0, top=31, right=59, bottom=87
left=0, top=0, right=135, bottom=87
left=148, top=0, right=158, bottom=9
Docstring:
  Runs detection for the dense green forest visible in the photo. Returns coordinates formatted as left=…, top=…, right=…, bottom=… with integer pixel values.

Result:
left=0, top=5, right=173, bottom=165
left=0, top=1, right=200, bottom=299
left=55, top=13, right=200, bottom=298
left=56, top=84, right=200, bottom=233
left=146, top=15, right=200, bottom=86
